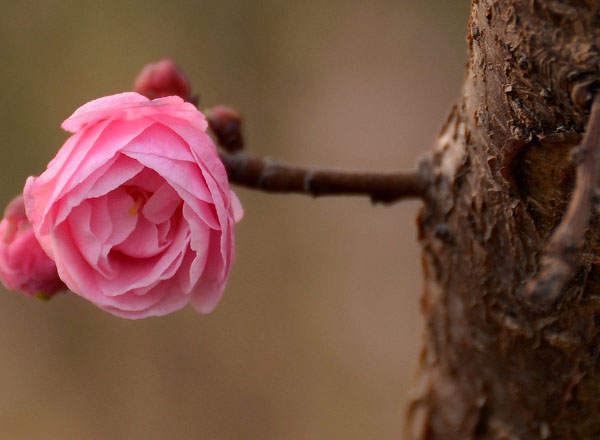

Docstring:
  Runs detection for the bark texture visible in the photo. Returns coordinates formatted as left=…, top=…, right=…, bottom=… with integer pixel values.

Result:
left=406, top=1, right=600, bottom=439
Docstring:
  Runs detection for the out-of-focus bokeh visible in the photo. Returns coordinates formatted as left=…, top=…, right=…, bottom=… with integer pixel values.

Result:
left=0, top=1, right=468, bottom=438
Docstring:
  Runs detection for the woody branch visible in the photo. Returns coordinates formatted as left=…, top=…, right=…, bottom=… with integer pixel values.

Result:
left=205, top=106, right=428, bottom=204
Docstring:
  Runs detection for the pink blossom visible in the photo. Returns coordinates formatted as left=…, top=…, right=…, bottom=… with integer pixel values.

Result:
left=0, top=194, right=64, bottom=298
left=24, top=92, right=243, bottom=318
left=133, top=59, right=192, bottom=102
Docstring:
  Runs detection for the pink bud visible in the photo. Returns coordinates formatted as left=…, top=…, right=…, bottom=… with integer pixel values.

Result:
left=133, top=59, right=192, bottom=102
left=0, top=194, right=65, bottom=298
left=206, top=105, right=244, bottom=153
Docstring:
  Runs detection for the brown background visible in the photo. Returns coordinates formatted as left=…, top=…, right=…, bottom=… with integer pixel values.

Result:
left=0, top=1, right=467, bottom=438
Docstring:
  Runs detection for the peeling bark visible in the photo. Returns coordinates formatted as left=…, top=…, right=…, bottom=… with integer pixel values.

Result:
left=406, top=1, right=600, bottom=439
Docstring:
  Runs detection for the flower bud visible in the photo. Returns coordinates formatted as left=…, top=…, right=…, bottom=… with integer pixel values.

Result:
left=133, top=59, right=192, bottom=102
left=206, top=105, right=244, bottom=153
left=0, top=195, right=65, bottom=298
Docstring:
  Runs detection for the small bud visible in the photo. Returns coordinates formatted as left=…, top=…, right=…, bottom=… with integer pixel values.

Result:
left=206, top=105, right=244, bottom=153
left=0, top=194, right=65, bottom=298
left=133, top=59, right=193, bottom=102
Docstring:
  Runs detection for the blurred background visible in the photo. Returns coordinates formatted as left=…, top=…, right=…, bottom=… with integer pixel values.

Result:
left=0, top=1, right=468, bottom=438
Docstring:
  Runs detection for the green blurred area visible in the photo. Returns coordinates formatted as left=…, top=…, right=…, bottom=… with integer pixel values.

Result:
left=0, top=1, right=469, bottom=438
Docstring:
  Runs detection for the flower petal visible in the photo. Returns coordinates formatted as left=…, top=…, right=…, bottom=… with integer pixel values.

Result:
left=62, top=92, right=150, bottom=133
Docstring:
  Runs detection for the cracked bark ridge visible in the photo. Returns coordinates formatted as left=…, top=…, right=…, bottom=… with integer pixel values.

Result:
left=525, top=96, right=600, bottom=309
left=407, top=1, right=600, bottom=439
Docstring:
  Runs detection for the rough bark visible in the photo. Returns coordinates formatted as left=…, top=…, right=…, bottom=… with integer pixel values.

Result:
left=406, top=1, right=600, bottom=439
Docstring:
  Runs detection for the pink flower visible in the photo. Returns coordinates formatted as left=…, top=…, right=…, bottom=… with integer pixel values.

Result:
left=0, top=194, right=65, bottom=298
left=24, top=92, right=243, bottom=318
left=133, top=59, right=192, bottom=102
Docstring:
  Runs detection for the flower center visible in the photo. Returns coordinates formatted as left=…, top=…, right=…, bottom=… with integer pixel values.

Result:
left=124, top=187, right=151, bottom=216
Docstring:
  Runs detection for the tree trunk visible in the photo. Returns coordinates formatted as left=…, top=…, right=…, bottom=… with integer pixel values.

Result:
left=406, top=1, right=600, bottom=439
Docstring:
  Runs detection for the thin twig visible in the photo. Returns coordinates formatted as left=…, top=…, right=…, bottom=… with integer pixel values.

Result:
left=205, top=104, right=428, bottom=203
left=525, top=95, right=600, bottom=306
left=219, top=152, right=427, bottom=203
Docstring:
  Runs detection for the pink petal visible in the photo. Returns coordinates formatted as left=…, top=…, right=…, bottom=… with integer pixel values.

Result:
left=168, top=182, right=219, bottom=229
left=230, top=190, right=244, bottom=223
left=175, top=129, right=234, bottom=276
left=51, top=221, right=97, bottom=296
left=62, top=92, right=204, bottom=135
left=190, top=280, right=227, bottom=314
left=121, top=123, right=196, bottom=163
left=54, top=118, right=153, bottom=200
left=51, top=154, right=120, bottom=228
left=93, top=212, right=189, bottom=296
left=85, top=154, right=145, bottom=199
left=121, top=151, right=213, bottom=203
left=24, top=119, right=112, bottom=243
left=101, top=276, right=192, bottom=319
left=113, top=215, right=170, bottom=258
left=67, top=201, right=104, bottom=274
left=99, top=188, right=140, bottom=247
left=189, top=229, right=228, bottom=314
left=52, top=154, right=143, bottom=228
left=52, top=221, right=178, bottom=314
left=67, top=187, right=138, bottom=278
left=37, top=119, right=111, bottom=188
left=61, top=92, right=150, bottom=133
left=181, top=204, right=211, bottom=291
left=154, top=117, right=229, bottom=192
left=123, top=168, right=165, bottom=193
left=149, top=104, right=208, bottom=132
left=31, top=118, right=152, bottom=235
left=142, top=182, right=182, bottom=224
